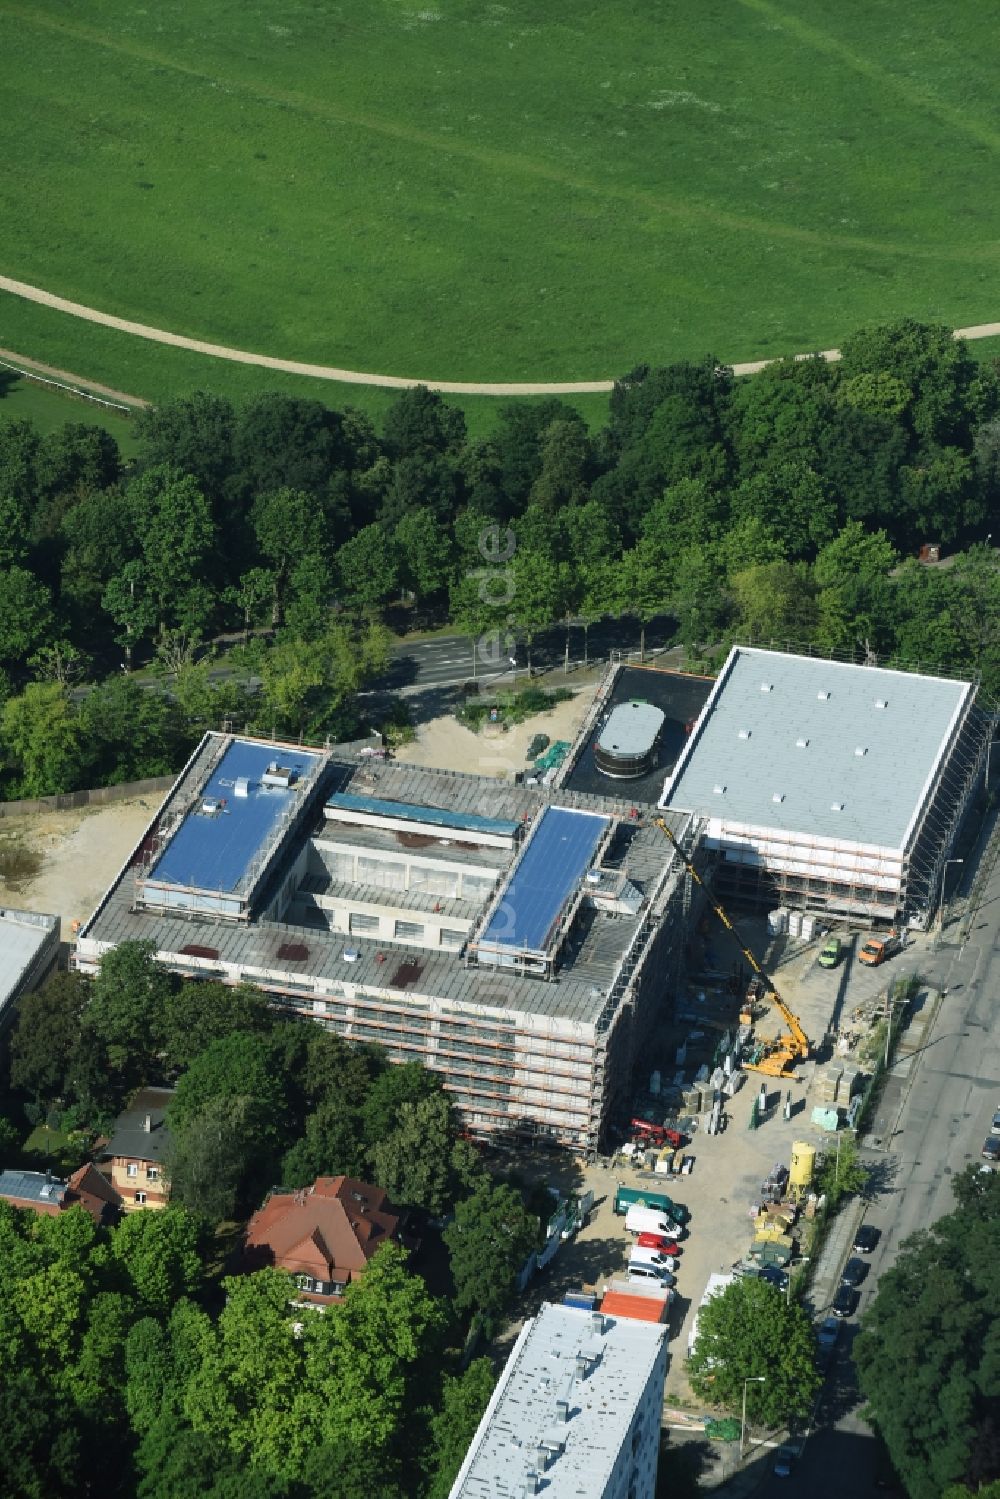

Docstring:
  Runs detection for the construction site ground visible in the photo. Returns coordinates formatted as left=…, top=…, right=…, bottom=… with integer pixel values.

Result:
left=0, top=796, right=157, bottom=942
left=494, top=908, right=936, bottom=1415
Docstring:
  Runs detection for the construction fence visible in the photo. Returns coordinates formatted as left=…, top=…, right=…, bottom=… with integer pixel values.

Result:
left=0, top=774, right=174, bottom=821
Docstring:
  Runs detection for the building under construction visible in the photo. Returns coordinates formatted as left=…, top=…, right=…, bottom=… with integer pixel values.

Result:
left=77, top=733, right=695, bottom=1152
left=660, top=646, right=988, bottom=926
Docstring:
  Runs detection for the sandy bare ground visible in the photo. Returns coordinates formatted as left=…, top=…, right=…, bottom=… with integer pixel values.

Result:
left=0, top=797, right=156, bottom=935
left=4, top=273, right=1000, bottom=397
left=393, top=688, right=596, bottom=777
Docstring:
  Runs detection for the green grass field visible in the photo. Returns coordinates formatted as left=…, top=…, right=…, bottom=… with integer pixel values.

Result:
left=0, top=372, right=142, bottom=453
left=1, top=0, right=999, bottom=399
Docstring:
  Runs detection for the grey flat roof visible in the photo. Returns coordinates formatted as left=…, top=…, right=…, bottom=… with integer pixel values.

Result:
left=315, top=818, right=511, bottom=871
left=82, top=759, right=691, bottom=1029
left=596, top=699, right=666, bottom=758
left=0, top=908, right=58, bottom=1009
left=661, top=647, right=973, bottom=850
left=449, top=1301, right=666, bottom=1497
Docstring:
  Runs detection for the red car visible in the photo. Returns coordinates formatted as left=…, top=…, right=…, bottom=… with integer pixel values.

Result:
left=637, top=1231, right=680, bottom=1255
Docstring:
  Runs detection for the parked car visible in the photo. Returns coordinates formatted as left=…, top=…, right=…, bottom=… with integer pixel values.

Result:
left=628, top=1247, right=677, bottom=1274
left=627, top=1264, right=671, bottom=1286
left=818, top=935, right=842, bottom=969
left=817, top=1315, right=842, bottom=1355
left=852, top=1223, right=881, bottom=1254
left=832, top=1285, right=859, bottom=1319
left=991, top=1109, right=1000, bottom=1137
left=982, top=1137, right=1000, bottom=1164
left=636, top=1232, right=680, bottom=1255
left=627, top=1259, right=676, bottom=1286
left=773, top=1445, right=797, bottom=1479
left=759, top=1265, right=789, bottom=1292
left=841, top=1257, right=868, bottom=1289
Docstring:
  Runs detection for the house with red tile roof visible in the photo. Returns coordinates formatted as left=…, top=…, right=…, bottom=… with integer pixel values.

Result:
left=65, top=1162, right=122, bottom=1225
left=242, top=1175, right=404, bottom=1305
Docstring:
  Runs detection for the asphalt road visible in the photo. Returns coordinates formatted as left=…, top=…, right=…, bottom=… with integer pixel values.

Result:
left=378, top=616, right=678, bottom=692
left=744, top=831, right=1000, bottom=1498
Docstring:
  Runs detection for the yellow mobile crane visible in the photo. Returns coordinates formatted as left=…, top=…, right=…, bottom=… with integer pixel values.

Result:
left=654, top=818, right=810, bottom=1080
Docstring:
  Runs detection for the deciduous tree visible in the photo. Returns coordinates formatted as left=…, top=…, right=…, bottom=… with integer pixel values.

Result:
left=111, top=1207, right=205, bottom=1315
left=855, top=1167, right=1000, bottom=1499
left=425, top=1359, right=496, bottom=1499
left=361, top=1060, right=442, bottom=1144
left=0, top=683, right=83, bottom=797
left=444, top=1180, right=540, bottom=1323
left=369, top=1092, right=458, bottom=1216
left=687, top=1277, right=820, bottom=1427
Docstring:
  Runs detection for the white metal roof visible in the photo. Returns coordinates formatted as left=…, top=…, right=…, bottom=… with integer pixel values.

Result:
left=661, top=647, right=973, bottom=851
left=0, top=908, right=58, bottom=1015
left=596, top=700, right=666, bottom=758
left=448, top=1301, right=666, bottom=1498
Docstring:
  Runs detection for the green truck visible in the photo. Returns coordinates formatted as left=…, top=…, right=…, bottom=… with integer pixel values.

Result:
left=613, top=1184, right=691, bottom=1224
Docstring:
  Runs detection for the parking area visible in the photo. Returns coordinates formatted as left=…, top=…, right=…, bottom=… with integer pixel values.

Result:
left=497, top=914, right=936, bottom=1405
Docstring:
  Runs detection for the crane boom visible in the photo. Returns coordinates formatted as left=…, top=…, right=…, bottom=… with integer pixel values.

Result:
left=654, top=818, right=810, bottom=1072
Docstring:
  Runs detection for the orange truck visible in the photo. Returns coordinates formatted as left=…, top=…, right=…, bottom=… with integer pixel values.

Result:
left=858, top=931, right=904, bottom=967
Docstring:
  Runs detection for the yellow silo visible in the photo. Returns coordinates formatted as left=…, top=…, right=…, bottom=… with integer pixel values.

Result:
left=789, top=1141, right=816, bottom=1194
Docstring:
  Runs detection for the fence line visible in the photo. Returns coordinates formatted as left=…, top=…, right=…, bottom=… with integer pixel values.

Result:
left=0, top=774, right=174, bottom=821
left=0, top=357, right=139, bottom=415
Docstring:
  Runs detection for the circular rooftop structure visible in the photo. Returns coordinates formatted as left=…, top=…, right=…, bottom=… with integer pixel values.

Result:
left=595, top=700, right=666, bottom=779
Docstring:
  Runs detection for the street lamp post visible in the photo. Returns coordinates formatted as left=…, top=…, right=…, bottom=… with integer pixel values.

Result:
left=740, top=1376, right=766, bottom=1462
left=937, top=858, right=964, bottom=932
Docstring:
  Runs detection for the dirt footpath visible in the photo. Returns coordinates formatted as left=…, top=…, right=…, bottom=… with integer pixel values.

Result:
left=0, top=797, right=156, bottom=934
left=393, top=686, right=597, bottom=777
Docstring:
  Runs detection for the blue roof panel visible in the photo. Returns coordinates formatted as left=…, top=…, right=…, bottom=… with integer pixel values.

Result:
left=479, top=807, right=609, bottom=955
left=150, top=741, right=320, bottom=895
left=327, top=793, right=520, bottom=838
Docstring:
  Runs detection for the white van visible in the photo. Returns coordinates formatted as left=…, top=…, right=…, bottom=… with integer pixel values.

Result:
left=625, top=1205, right=678, bottom=1238
left=629, top=1246, right=677, bottom=1273
left=627, top=1263, right=668, bottom=1285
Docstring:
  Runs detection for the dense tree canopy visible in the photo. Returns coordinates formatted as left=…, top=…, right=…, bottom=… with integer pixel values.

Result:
left=855, top=1167, right=1000, bottom=1499
left=2, top=318, right=999, bottom=801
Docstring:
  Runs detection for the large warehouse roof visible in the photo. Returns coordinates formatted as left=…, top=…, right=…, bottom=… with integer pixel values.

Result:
left=661, top=647, right=972, bottom=850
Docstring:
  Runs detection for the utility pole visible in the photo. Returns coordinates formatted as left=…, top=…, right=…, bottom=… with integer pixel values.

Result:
left=741, top=1376, right=766, bottom=1462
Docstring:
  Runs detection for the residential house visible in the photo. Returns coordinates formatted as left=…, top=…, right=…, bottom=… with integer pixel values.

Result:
left=0, top=1168, right=70, bottom=1217
left=243, top=1175, right=404, bottom=1305
left=66, top=1161, right=123, bottom=1224
left=104, top=1086, right=174, bottom=1211
left=0, top=1163, right=122, bottom=1224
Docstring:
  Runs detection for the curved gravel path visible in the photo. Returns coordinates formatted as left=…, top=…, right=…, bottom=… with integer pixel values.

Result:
left=2, top=273, right=1000, bottom=396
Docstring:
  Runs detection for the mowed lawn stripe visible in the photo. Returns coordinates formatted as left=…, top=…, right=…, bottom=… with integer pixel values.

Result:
left=736, top=0, right=1000, bottom=156
left=3, top=1, right=994, bottom=263
left=2, top=0, right=999, bottom=381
